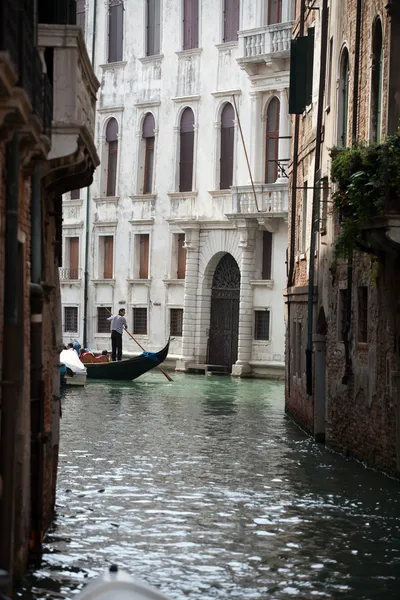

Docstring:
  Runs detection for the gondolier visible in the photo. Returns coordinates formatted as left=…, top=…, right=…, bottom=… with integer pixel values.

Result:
left=107, top=308, right=128, bottom=361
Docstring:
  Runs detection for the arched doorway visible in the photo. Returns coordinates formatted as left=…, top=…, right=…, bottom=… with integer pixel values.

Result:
left=208, top=254, right=240, bottom=370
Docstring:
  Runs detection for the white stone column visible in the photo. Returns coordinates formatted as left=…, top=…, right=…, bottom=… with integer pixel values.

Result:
left=277, top=88, right=291, bottom=182
left=175, top=225, right=200, bottom=371
left=232, top=220, right=257, bottom=377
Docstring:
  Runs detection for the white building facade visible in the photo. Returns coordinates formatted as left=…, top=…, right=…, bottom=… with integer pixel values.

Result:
left=61, top=0, right=294, bottom=377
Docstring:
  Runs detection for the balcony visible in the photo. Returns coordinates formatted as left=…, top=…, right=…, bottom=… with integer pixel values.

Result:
left=237, top=22, right=293, bottom=76
left=59, top=267, right=82, bottom=282
left=228, top=183, right=288, bottom=231
left=38, top=24, right=100, bottom=196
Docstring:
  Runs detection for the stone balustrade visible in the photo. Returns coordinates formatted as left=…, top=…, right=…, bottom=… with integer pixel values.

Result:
left=231, top=183, right=288, bottom=216
left=238, top=22, right=293, bottom=68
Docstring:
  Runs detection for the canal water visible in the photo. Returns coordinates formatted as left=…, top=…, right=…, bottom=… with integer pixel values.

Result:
left=17, top=373, right=400, bottom=599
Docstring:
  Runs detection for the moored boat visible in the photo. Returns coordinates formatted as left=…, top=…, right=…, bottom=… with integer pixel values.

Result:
left=75, top=565, right=171, bottom=599
left=60, top=349, right=87, bottom=386
left=82, top=339, right=170, bottom=381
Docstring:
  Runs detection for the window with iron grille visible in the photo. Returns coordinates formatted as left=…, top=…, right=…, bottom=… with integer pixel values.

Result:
left=254, top=310, right=270, bottom=341
left=170, top=308, right=183, bottom=336
left=133, top=307, right=148, bottom=335
left=108, top=0, right=124, bottom=63
left=97, top=306, right=112, bottom=333
left=64, top=307, right=78, bottom=333
left=357, top=286, right=368, bottom=343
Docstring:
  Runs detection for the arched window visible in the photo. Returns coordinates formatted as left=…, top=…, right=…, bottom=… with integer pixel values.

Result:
left=143, top=113, right=155, bottom=194
left=179, top=108, right=195, bottom=192
left=371, top=18, right=383, bottom=142
left=268, top=0, right=282, bottom=25
left=265, top=97, right=280, bottom=183
left=108, top=0, right=124, bottom=63
left=106, top=118, right=118, bottom=196
left=220, top=103, right=235, bottom=190
left=337, top=48, right=350, bottom=147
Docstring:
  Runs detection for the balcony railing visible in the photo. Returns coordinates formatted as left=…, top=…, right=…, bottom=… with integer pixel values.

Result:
left=59, top=267, right=82, bottom=280
left=0, top=1, right=19, bottom=73
left=231, top=183, right=288, bottom=216
left=238, top=22, right=293, bottom=64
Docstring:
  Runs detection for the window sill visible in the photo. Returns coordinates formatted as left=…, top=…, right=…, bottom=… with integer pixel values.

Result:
left=215, top=41, right=238, bottom=50
left=208, top=189, right=232, bottom=198
left=252, top=340, right=271, bottom=345
left=64, top=331, right=79, bottom=335
left=92, top=279, right=116, bottom=286
left=64, top=198, right=84, bottom=207
left=167, top=191, right=198, bottom=199
left=250, top=280, right=274, bottom=288
left=99, top=61, right=127, bottom=70
left=175, top=48, right=203, bottom=57
left=163, top=279, right=185, bottom=286
left=296, top=253, right=306, bottom=262
left=60, top=279, right=82, bottom=286
left=127, top=279, right=151, bottom=286
left=138, top=54, right=164, bottom=64
left=93, top=196, right=120, bottom=205
left=171, top=94, right=201, bottom=103
left=356, top=342, right=369, bottom=350
left=131, top=194, right=157, bottom=201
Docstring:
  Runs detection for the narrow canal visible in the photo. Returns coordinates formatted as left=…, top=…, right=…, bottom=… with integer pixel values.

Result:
left=17, top=373, right=400, bottom=599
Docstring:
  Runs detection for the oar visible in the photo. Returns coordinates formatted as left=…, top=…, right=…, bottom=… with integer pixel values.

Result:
left=124, top=328, right=173, bottom=382
left=106, top=308, right=173, bottom=382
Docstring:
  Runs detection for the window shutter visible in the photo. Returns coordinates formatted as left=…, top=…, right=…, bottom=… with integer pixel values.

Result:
left=224, top=0, right=240, bottom=43
left=139, top=234, right=149, bottom=279
left=69, top=237, right=79, bottom=278
left=289, top=30, right=315, bottom=114
left=179, top=108, right=195, bottom=192
left=115, top=3, right=124, bottom=62
left=220, top=103, right=234, bottom=189
left=148, top=0, right=160, bottom=56
left=262, top=231, right=272, bottom=280
left=154, top=0, right=161, bottom=55
left=177, top=234, right=186, bottom=279
left=184, top=0, right=198, bottom=50
left=103, top=236, right=114, bottom=279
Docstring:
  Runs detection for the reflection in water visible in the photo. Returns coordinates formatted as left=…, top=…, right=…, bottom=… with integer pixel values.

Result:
left=16, top=373, right=400, bottom=599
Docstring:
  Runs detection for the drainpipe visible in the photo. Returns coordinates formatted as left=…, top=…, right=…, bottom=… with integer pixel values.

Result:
left=305, top=0, right=329, bottom=396
left=30, top=166, right=44, bottom=555
left=342, top=0, right=362, bottom=385
left=83, top=0, right=97, bottom=348
left=287, top=0, right=306, bottom=396
left=0, top=132, right=20, bottom=585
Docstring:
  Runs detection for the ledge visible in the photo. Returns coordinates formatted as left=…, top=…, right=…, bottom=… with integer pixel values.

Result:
left=93, top=220, right=118, bottom=227
left=97, top=105, right=125, bottom=114
left=250, top=280, right=274, bottom=288
left=134, top=101, right=161, bottom=109
left=215, top=41, right=239, bottom=51
left=126, top=279, right=151, bottom=286
left=208, top=189, right=232, bottom=197
left=163, top=279, right=185, bottom=286
left=175, top=48, right=203, bottom=58
left=92, top=279, right=115, bottom=286
left=131, top=194, right=157, bottom=201
left=93, top=196, right=120, bottom=205
left=64, top=199, right=84, bottom=207
left=168, top=191, right=198, bottom=199
left=62, top=222, right=84, bottom=229
left=129, top=219, right=154, bottom=225
left=211, top=89, right=241, bottom=99
left=99, top=60, right=127, bottom=70
left=171, top=95, right=201, bottom=104
left=60, top=279, right=82, bottom=286
left=138, top=54, right=164, bottom=64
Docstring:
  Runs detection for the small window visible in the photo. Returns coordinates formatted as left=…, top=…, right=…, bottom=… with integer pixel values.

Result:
left=97, top=307, right=112, bottom=333
left=64, top=307, right=78, bottom=333
left=70, top=189, right=80, bottom=200
left=139, top=234, right=149, bottom=279
left=108, top=0, right=124, bottom=63
left=254, top=310, right=270, bottom=341
left=183, top=0, right=199, bottom=50
left=106, top=118, right=119, bottom=196
left=76, top=0, right=85, bottom=34
left=133, top=307, right=148, bottom=335
left=337, top=48, right=350, bottom=147
left=100, top=235, right=114, bottom=279
left=338, top=288, right=347, bottom=342
left=371, top=18, right=383, bottom=142
left=179, top=108, right=195, bottom=192
left=68, top=237, right=79, bottom=280
left=220, top=103, right=235, bottom=190
left=176, top=233, right=186, bottom=279
left=268, top=0, right=282, bottom=25
left=223, top=0, right=240, bottom=43
left=357, top=286, right=368, bottom=343
left=143, top=113, right=155, bottom=194
left=265, top=97, right=280, bottom=184
left=301, top=181, right=308, bottom=252
left=262, top=231, right=272, bottom=280
left=170, top=308, right=183, bottom=336
left=147, top=0, right=161, bottom=56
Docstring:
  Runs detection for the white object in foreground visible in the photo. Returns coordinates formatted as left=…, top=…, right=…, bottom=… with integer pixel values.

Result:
left=60, top=349, right=87, bottom=386
left=75, top=566, right=171, bottom=600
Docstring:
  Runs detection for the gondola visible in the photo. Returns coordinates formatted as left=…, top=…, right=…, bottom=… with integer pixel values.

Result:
left=84, top=339, right=170, bottom=381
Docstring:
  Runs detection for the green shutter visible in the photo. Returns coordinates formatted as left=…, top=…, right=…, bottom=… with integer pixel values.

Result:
left=289, top=29, right=315, bottom=115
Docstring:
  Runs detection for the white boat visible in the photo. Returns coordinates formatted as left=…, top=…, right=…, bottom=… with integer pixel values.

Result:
left=60, top=349, right=87, bottom=386
left=75, top=566, right=171, bottom=600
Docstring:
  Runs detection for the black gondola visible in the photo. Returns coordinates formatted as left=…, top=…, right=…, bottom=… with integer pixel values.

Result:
left=85, top=340, right=170, bottom=381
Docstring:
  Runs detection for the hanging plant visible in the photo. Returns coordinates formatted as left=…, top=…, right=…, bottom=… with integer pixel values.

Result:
left=330, top=132, right=400, bottom=258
